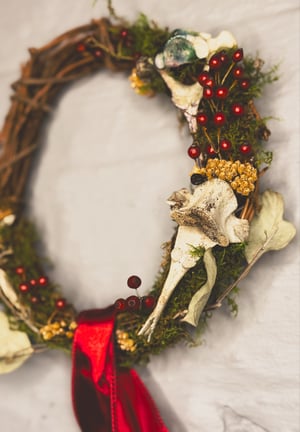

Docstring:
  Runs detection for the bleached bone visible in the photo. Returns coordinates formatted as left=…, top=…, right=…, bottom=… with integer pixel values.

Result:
left=138, top=179, right=249, bottom=341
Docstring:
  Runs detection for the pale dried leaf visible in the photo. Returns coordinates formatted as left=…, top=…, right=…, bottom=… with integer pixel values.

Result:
left=182, top=248, right=217, bottom=326
left=0, top=311, right=33, bottom=373
left=0, top=269, right=22, bottom=311
left=245, top=190, right=296, bottom=263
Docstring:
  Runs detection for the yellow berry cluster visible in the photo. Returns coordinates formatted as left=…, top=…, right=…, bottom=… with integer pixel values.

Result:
left=194, top=159, right=258, bottom=196
left=116, top=329, right=137, bottom=352
left=129, top=68, right=154, bottom=97
left=40, top=320, right=77, bottom=341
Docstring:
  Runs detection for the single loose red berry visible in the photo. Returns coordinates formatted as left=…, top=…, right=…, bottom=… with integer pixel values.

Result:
left=209, top=54, right=222, bottom=69
left=205, top=78, right=214, bottom=87
left=232, top=48, right=244, bottom=62
left=207, top=145, right=216, bottom=155
left=126, top=295, right=140, bottom=311
left=142, top=296, right=156, bottom=310
left=219, top=51, right=229, bottom=64
left=93, top=49, right=103, bottom=59
left=220, top=139, right=231, bottom=150
left=231, top=103, right=244, bottom=116
left=120, top=28, right=129, bottom=39
left=76, top=43, right=86, bottom=53
left=38, top=276, right=48, bottom=286
left=55, top=298, right=67, bottom=309
left=197, top=71, right=210, bottom=86
left=239, top=78, right=250, bottom=90
left=134, top=52, right=142, bottom=60
left=187, top=145, right=201, bottom=159
left=213, top=112, right=226, bottom=126
left=196, top=113, right=208, bottom=125
left=215, top=87, right=229, bottom=99
left=127, top=275, right=142, bottom=289
left=240, top=143, right=252, bottom=154
left=15, top=266, right=25, bottom=276
left=233, top=66, right=244, bottom=78
left=30, top=296, right=39, bottom=304
left=29, top=279, right=37, bottom=286
left=114, top=298, right=127, bottom=312
left=19, top=283, right=30, bottom=293
left=203, top=87, right=214, bottom=99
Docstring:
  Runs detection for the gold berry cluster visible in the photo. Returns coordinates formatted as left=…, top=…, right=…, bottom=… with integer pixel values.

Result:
left=40, top=320, right=77, bottom=341
left=116, top=329, right=137, bottom=352
left=129, top=68, right=154, bottom=97
left=194, top=159, right=258, bottom=196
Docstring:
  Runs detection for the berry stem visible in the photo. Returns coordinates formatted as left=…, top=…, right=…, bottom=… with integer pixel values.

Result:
left=221, top=62, right=235, bottom=85
left=202, top=127, right=217, bottom=153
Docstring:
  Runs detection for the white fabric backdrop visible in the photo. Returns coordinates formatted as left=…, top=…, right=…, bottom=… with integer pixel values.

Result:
left=0, top=1, right=299, bottom=431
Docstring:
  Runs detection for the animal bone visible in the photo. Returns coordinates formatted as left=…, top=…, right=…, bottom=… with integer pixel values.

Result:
left=138, top=179, right=249, bottom=341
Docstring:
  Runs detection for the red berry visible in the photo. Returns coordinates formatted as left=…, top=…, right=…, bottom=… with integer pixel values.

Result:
left=134, top=52, right=142, bottom=60
left=19, top=283, right=30, bottom=293
left=209, top=54, right=222, bottom=69
left=213, top=112, right=226, bottom=126
left=220, top=139, right=231, bottom=150
left=203, top=87, right=214, bottom=99
left=142, top=296, right=156, bottom=310
left=187, top=146, right=201, bottom=159
left=127, top=275, right=142, bottom=289
left=215, top=87, right=229, bottom=99
left=231, top=103, right=244, bottom=116
left=196, top=113, right=208, bottom=125
left=15, top=266, right=25, bottom=276
left=29, top=279, right=37, bottom=286
left=232, top=48, right=244, bottom=62
left=114, top=298, right=127, bottom=311
left=120, top=28, right=129, bottom=39
left=240, top=143, right=252, bottom=154
left=126, top=295, right=140, bottom=311
left=197, top=71, right=210, bottom=86
left=93, top=49, right=103, bottom=59
left=31, top=296, right=39, bottom=304
left=233, top=66, right=244, bottom=78
left=207, top=145, right=216, bottom=155
left=38, top=276, right=48, bottom=286
left=76, top=43, right=86, bottom=53
left=205, top=78, right=214, bottom=87
left=219, top=51, right=229, bottom=64
left=55, top=298, right=67, bottom=309
left=239, top=78, right=250, bottom=90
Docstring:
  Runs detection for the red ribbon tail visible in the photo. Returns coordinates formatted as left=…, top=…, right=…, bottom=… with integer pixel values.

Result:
left=72, top=307, right=169, bottom=432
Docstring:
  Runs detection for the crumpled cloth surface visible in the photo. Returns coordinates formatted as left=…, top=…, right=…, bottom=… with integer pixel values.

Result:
left=0, top=1, right=299, bottom=431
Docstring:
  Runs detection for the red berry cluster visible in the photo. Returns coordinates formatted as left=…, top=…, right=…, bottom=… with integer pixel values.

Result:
left=75, top=28, right=134, bottom=60
left=76, top=41, right=104, bottom=60
left=188, top=48, right=252, bottom=160
left=15, top=266, right=66, bottom=309
left=114, top=275, right=156, bottom=313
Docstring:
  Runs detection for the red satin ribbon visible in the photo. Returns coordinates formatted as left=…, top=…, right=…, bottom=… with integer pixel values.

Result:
left=72, top=307, right=169, bottom=432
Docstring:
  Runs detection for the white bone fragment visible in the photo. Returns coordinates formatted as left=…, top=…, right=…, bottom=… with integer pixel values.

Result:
left=138, top=179, right=249, bottom=341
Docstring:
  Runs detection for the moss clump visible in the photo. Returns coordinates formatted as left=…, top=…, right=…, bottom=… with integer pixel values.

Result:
left=116, top=240, right=247, bottom=368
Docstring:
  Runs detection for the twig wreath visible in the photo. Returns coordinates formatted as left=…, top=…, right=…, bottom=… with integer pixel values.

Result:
left=0, top=7, right=296, bottom=432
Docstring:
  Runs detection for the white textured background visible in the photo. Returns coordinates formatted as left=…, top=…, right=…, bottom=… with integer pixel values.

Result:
left=0, top=1, right=299, bottom=431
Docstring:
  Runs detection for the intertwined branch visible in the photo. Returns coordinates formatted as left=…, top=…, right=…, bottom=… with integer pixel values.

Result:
left=0, top=18, right=133, bottom=211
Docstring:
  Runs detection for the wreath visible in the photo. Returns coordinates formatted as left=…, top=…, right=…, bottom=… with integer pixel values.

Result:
left=0, top=7, right=296, bottom=432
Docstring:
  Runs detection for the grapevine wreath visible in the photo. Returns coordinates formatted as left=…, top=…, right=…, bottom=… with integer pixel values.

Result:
left=0, top=7, right=297, bottom=432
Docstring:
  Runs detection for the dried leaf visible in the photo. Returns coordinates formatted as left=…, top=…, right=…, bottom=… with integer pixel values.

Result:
left=0, top=269, right=22, bottom=311
left=182, top=248, right=217, bottom=326
left=245, top=190, right=296, bottom=263
left=0, top=311, right=33, bottom=373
